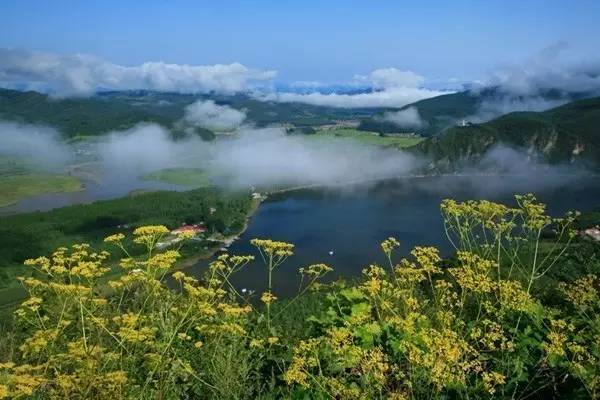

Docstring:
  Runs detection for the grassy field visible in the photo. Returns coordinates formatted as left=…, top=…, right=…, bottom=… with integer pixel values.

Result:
left=142, top=167, right=211, bottom=187
left=0, top=173, right=82, bottom=207
left=313, top=128, right=424, bottom=147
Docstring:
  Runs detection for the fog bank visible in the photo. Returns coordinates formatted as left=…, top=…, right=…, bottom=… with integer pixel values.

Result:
left=0, top=121, right=72, bottom=168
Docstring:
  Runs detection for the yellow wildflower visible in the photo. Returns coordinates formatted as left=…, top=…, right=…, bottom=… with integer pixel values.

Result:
left=104, top=233, right=125, bottom=243
left=261, top=291, right=277, bottom=305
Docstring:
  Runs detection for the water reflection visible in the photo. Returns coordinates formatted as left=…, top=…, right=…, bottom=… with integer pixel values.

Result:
left=185, top=175, right=600, bottom=295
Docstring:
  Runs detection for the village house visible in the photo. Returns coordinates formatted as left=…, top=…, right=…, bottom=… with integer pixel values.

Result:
left=582, top=226, right=600, bottom=242
left=156, top=223, right=207, bottom=249
left=171, top=223, right=206, bottom=235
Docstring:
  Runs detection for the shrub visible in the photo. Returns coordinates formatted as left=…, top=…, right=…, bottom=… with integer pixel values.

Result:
left=0, top=195, right=598, bottom=399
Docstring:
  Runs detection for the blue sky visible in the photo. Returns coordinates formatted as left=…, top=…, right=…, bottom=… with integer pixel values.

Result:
left=1, top=0, right=599, bottom=85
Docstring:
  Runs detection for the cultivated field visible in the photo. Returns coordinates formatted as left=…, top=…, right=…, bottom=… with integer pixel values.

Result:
left=313, top=128, right=423, bottom=147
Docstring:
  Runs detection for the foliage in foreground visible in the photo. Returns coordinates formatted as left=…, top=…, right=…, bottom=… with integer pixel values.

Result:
left=0, top=195, right=599, bottom=399
left=0, top=187, right=252, bottom=289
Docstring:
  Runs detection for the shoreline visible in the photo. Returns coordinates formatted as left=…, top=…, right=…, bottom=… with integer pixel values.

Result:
left=0, top=173, right=85, bottom=209
left=175, top=196, right=263, bottom=270
left=263, top=171, right=599, bottom=197
left=0, top=197, right=263, bottom=311
left=175, top=170, right=600, bottom=267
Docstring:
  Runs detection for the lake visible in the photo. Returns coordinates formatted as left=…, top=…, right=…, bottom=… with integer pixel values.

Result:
left=184, top=174, right=600, bottom=295
left=0, top=172, right=184, bottom=215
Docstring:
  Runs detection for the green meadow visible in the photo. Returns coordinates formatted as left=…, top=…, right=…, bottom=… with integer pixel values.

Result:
left=313, top=128, right=424, bottom=148
left=0, top=173, right=82, bottom=208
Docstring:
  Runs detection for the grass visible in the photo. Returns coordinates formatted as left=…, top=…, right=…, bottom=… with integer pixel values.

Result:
left=0, top=173, right=82, bottom=207
left=141, top=167, right=212, bottom=187
left=313, top=128, right=424, bottom=148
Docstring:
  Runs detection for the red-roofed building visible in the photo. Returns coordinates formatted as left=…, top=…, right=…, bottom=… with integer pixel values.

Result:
left=171, top=223, right=206, bottom=235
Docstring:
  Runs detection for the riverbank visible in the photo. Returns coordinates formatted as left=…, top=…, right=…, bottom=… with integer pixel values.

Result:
left=0, top=196, right=263, bottom=315
left=0, top=173, right=83, bottom=208
left=264, top=171, right=600, bottom=197
left=175, top=196, right=263, bottom=270
left=0, top=188, right=255, bottom=311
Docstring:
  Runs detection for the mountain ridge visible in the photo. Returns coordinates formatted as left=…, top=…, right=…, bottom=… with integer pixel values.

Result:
left=414, top=96, right=600, bottom=170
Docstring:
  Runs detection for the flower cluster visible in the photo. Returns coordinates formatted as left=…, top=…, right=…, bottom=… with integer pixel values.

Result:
left=0, top=195, right=595, bottom=399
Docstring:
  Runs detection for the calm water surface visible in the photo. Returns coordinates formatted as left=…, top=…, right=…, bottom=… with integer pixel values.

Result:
left=185, top=175, right=600, bottom=295
left=0, top=174, right=184, bottom=214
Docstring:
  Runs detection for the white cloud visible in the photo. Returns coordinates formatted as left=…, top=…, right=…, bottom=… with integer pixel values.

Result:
left=260, top=87, right=448, bottom=108
left=93, top=124, right=420, bottom=188
left=0, top=120, right=71, bottom=168
left=97, top=124, right=186, bottom=173
left=0, top=48, right=277, bottom=97
left=485, top=43, right=600, bottom=96
left=381, top=107, right=424, bottom=128
left=354, top=68, right=425, bottom=89
left=183, top=100, right=246, bottom=131
left=469, top=97, right=567, bottom=123
left=210, top=127, right=420, bottom=187
left=260, top=67, right=449, bottom=108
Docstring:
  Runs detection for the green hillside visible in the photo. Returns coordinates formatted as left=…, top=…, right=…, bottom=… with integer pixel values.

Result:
left=0, top=88, right=381, bottom=137
left=0, top=89, right=187, bottom=136
left=213, top=93, right=378, bottom=127
left=358, top=90, right=481, bottom=136
left=414, top=97, right=600, bottom=170
left=357, top=88, right=596, bottom=137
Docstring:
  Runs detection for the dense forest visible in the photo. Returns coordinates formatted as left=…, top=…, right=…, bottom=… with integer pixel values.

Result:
left=414, top=96, right=600, bottom=170
left=0, top=188, right=253, bottom=289
left=0, top=89, right=379, bottom=137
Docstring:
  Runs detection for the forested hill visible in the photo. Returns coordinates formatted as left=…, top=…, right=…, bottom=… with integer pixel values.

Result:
left=358, top=90, right=480, bottom=136
left=357, top=88, right=596, bottom=137
left=414, top=96, right=600, bottom=171
left=0, top=88, right=380, bottom=137
left=0, top=88, right=187, bottom=136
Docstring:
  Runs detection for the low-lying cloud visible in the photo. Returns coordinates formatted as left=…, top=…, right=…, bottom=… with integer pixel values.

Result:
left=0, top=48, right=276, bottom=97
left=380, top=107, right=425, bottom=129
left=210, top=127, right=420, bottom=187
left=467, top=96, right=568, bottom=123
left=93, top=124, right=420, bottom=188
left=0, top=119, right=419, bottom=190
left=486, top=42, right=600, bottom=97
left=463, top=43, right=600, bottom=123
left=260, top=87, right=446, bottom=108
left=96, top=124, right=199, bottom=174
left=259, top=68, right=450, bottom=108
left=1, top=118, right=592, bottom=213
left=465, top=144, right=586, bottom=180
left=183, top=100, right=246, bottom=131
left=0, top=121, right=71, bottom=168
left=354, top=68, right=425, bottom=90
left=0, top=118, right=422, bottom=190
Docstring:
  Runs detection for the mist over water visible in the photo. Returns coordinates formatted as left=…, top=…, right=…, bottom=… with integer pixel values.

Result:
left=0, top=121, right=72, bottom=169
left=0, top=120, right=423, bottom=212
left=2, top=117, right=599, bottom=293
left=209, top=127, right=420, bottom=188
left=0, top=117, right=595, bottom=215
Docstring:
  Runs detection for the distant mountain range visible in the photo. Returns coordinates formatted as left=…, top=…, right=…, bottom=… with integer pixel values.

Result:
left=1, top=86, right=599, bottom=171
left=0, top=88, right=379, bottom=137
left=414, top=96, right=600, bottom=170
